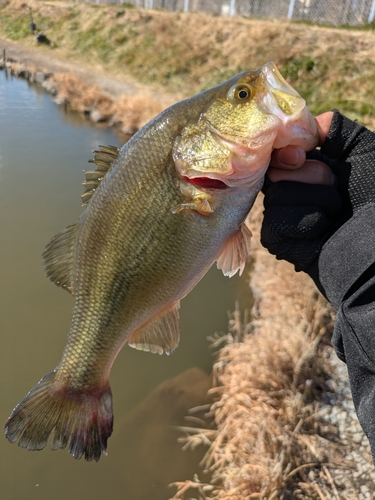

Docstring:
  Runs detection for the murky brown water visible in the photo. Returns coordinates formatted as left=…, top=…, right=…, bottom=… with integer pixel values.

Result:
left=0, top=70, right=252, bottom=499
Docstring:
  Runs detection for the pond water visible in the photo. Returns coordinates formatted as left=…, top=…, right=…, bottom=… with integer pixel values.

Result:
left=0, top=70, right=252, bottom=499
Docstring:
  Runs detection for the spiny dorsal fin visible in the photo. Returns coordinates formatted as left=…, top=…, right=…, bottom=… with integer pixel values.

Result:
left=81, top=145, right=120, bottom=206
left=216, top=222, right=252, bottom=277
left=42, top=222, right=79, bottom=295
left=128, top=303, right=180, bottom=355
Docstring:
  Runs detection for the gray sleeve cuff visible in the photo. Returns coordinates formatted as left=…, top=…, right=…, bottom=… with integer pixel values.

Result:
left=317, top=203, right=375, bottom=308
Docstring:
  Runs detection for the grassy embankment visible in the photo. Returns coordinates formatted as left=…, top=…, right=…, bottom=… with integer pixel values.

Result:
left=1, top=1, right=375, bottom=498
left=1, top=0, right=375, bottom=129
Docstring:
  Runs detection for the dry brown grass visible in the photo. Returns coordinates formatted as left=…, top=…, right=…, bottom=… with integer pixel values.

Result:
left=115, top=93, right=164, bottom=134
left=50, top=72, right=113, bottom=116
left=46, top=72, right=164, bottom=132
left=169, top=198, right=346, bottom=500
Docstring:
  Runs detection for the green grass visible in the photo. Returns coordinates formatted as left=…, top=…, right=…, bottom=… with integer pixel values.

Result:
left=0, top=15, right=30, bottom=40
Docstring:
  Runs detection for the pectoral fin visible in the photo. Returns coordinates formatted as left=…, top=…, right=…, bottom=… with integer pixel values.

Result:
left=216, top=222, right=252, bottom=277
left=172, top=198, right=213, bottom=216
left=128, top=303, right=180, bottom=355
left=173, top=178, right=214, bottom=216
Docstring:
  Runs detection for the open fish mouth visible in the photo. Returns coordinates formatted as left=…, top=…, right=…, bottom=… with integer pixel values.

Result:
left=183, top=175, right=229, bottom=190
left=261, top=62, right=307, bottom=117
left=260, top=62, right=318, bottom=149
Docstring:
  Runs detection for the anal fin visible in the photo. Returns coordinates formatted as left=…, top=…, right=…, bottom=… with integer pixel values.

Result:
left=128, top=303, right=180, bottom=355
left=216, top=222, right=252, bottom=277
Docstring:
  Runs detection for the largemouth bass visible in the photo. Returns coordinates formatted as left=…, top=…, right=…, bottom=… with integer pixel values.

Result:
left=4, top=62, right=318, bottom=461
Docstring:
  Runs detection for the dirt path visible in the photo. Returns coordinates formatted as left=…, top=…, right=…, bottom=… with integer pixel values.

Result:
left=0, top=38, right=177, bottom=107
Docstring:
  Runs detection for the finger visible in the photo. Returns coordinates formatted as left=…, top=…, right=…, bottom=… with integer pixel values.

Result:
left=315, top=112, right=334, bottom=146
left=270, top=146, right=306, bottom=170
left=267, top=159, right=335, bottom=185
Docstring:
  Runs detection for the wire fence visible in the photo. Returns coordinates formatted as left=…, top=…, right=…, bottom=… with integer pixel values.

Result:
left=82, top=0, right=375, bottom=26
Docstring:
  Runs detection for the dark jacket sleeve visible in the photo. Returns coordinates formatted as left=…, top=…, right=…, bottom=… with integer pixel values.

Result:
left=316, top=203, right=375, bottom=457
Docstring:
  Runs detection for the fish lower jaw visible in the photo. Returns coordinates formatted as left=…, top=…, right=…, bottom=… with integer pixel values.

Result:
left=271, top=109, right=319, bottom=150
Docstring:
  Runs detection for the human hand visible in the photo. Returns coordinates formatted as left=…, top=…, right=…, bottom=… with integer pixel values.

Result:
left=267, top=109, right=375, bottom=210
left=262, top=109, right=375, bottom=273
left=261, top=111, right=343, bottom=272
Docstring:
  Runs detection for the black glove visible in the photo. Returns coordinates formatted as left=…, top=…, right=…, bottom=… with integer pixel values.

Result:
left=261, top=110, right=375, bottom=273
left=261, top=180, right=343, bottom=272
left=319, top=110, right=375, bottom=210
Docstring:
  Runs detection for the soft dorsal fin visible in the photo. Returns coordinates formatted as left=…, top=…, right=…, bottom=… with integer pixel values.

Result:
left=81, top=145, right=120, bottom=206
left=216, top=222, right=252, bottom=277
left=128, top=303, right=180, bottom=355
left=42, top=222, right=79, bottom=295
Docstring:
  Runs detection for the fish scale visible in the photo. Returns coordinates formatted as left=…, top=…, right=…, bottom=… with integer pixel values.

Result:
left=4, top=62, right=318, bottom=461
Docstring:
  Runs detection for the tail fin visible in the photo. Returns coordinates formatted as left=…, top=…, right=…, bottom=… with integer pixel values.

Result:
left=4, top=370, right=113, bottom=462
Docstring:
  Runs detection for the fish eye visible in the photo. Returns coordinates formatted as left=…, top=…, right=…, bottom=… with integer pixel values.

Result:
left=227, top=84, right=253, bottom=103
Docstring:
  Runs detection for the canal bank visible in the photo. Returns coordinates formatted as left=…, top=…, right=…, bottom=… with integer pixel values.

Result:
left=1, top=38, right=173, bottom=135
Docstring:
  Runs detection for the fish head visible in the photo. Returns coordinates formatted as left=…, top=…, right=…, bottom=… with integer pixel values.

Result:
left=173, top=62, right=318, bottom=189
